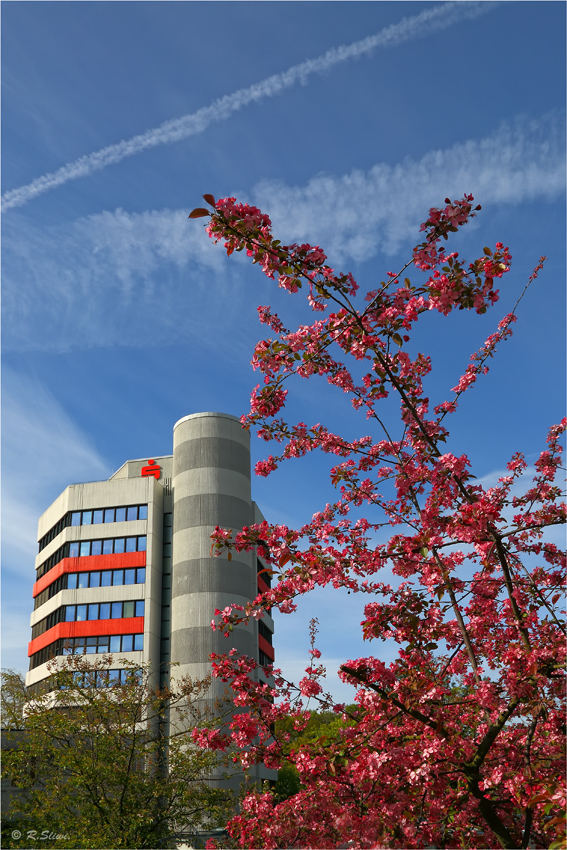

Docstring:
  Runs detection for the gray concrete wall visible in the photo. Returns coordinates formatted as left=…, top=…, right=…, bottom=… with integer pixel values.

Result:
left=170, top=413, right=257, bottom=699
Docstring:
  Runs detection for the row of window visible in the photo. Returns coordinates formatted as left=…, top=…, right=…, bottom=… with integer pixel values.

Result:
left=62, top=668, right=143, bottom=687
left=258, top=650, right=273, bottom=667
left=39, top=505, right=148, bottom=552
left=29, top=633, right=144, bottom=670
left=27, top=668, right=143, bottom=695
left=258, top=620, right=273, bottom=645
left=38, top=536, right=147, bottom=579
left=32, top=600, right=145, bottom=639
left=34, top=567, right=146, bottom=609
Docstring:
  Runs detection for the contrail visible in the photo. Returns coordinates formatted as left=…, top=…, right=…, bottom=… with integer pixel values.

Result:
left=2, top=2, right=496, bottom=212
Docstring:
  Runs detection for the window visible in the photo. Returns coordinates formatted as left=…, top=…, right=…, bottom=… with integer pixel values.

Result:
left=139, top=505, right=148, bottom=520
left=101, top=571, right=112, bottom=587
left=65, top=606, right=75, bottom=622
left=113, top=570, right=124, bottom=586
left=91, top=540, right=102, bottom=556
left=76, top=605, right=87, bottom=622
left=138, top=536, right=147, bottom=551
left=67, top=574, right=78, bottom=590
left=124, top=569, right=135, bottom=585
left=136, top=568, right=146, bottom=584
left=135, top=600, right=144, bottom=617
left=78, top=573, right=89, bottom=589
left=88, top=604, right=99, bottom=621
left=82, top=511, right=93, bottom=525
left=80, top=541, right=91, bottom=557
left=125, top=537, right=137, bottom=553
left=93, top=509, right=104, bottom=524
left=110, top=636, right=121, bottom=652
left=104, top=509, right=115, bottom=523
left=114, top=538, right=125, bottom=554
left=111, top=602, right=122, bottom=619
left=127, top=506, right=138, bottom=521
left=134, top=633, right=144, bottom=651
left=123, top=601, right=135, bottom=619
left=99, top=603, right=111, bottom=620
left=71, top=512, right=81, bottom=526
left=102, top=539, right=113, bottom=555
left=97, top=637, right=110, bottom=653
left=69, top=542, right=79, bottom=558
left=115, top=507, right=126, bottom=523
left=90, top=572, right=101, bottom=588
left=122, top=635, right=133, bottom=652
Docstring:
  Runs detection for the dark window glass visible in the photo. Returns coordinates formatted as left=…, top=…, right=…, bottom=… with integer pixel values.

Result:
left=111, top=602, right=122, bottom=619
left=122, top=635, right=133, bottom=652
left=62, top=645, right=72, bottom=656
left=127, top=506, right=137, bottom=521
left=163, top=543, right=172, bottom=557
left=69, top=542, right=80, bottom=558
left=163, top=526, right=172, bottom=543
left=136, top=568, right=146, bottom=584
left=104, top=509, right=115, bottom=523
left=102, top=539, right=113, bottom=555
left=75, top=637, right=85, bottom=651
left=124, top=569, right=135, bottom=585
left=90, top=572, right=101, bottom=588
left=125, top=537, right=136, bottom=553
left=71, top=512, right=81, bottom=526
left=91, top=540, right=102, bottom=556
left=67, top=573, right=78, bottom=590
left=114, top=538, right=125, bottom=554
left=65, top=606, right=75, bottom=622
left=99, top=603, right=111, bottom=620
left=78, top=573, right=89, bottom=589
left=138, top=536, right=147, bottom=551
left=86, top=637, right=97, bottom=654
left=134, top=633, right=144, bottom=651
left=76, top=605, right=87, bottom=622
left=82, top=511, right=93, bottom=525
left=109, top=637, right=121, bottom=653
left=135, top=600, right=145, bottom=618
left=112, top=570, right=124, bottom=586
left=123, top=601, right=135, bottom=619
left=80, top=541, right=90, bottom=557
left=93, top=510, right=103, bottom=525
left=115, top=507, right=126, bottom=523
left=88, top=604, right=99, bottom=621
left=101, top=571, right=112, bottom=587
left=139, top=505, right=148, bottom=521
left=97, top=637, right=110, bottom=653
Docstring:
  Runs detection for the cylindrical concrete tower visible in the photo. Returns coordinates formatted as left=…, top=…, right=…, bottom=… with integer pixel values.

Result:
left=170, top=412, right=257, bottom=707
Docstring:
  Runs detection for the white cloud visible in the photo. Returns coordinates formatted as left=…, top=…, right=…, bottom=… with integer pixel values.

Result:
left=251, top=112, right=566, bottom=263
left=1, top=369, right=112, bottom=671
left=3, top=113, right=564, bottom=354
left=2, top=369, right=110, bottom=568
left=2, top=208, right=228, bottom=353
left=1, top=1, right=495, bottom=212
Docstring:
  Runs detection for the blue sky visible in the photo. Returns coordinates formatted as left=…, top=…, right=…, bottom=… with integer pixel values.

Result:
left=2, top=1, right=565, bottom=702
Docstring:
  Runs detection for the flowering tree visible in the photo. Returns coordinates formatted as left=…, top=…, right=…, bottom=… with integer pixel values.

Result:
left=189, top=194, right=565, bottom=849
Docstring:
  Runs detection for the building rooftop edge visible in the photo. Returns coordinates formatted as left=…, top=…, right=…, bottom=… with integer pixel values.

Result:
left=173, top=412, right=242, bottom=430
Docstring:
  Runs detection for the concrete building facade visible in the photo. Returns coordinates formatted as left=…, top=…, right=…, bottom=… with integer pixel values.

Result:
left=26, top=412, right=275, bottom=784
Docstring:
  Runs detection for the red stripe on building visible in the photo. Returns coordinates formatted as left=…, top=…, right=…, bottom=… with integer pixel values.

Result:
left=258, top=634, right=275, bottom=661
left=33, top=552, right=146, bottom=598
left=28, top=617, right=144, bottom=657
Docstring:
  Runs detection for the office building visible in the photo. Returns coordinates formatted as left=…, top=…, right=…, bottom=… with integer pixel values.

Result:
left=25, top=412, right=275, bottom=785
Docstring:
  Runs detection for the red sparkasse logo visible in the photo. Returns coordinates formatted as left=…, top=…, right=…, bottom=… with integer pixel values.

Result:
left=141, top=459, right=161, bottom=479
